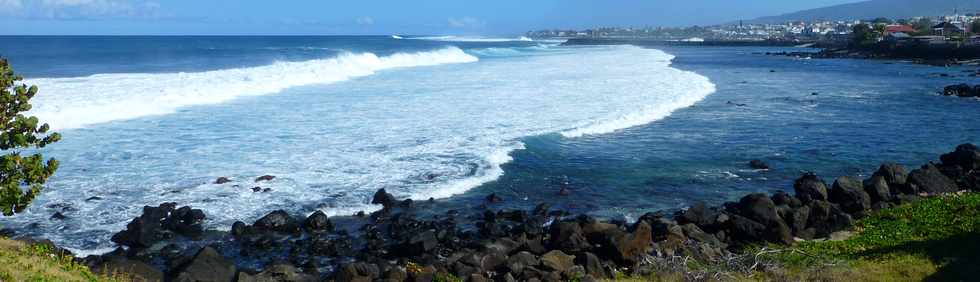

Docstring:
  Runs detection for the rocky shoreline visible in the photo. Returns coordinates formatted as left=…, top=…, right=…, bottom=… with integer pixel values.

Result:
left=11, top=144, right=980, bottom=282
left=764, top=49, right=980, bottom=67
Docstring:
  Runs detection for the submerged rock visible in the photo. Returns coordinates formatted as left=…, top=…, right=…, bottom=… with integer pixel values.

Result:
left=255, top=175, right=276, bottom=182
left=214, top=177, right=232, bottom=184
left=749, top=159, right=770, bottom=170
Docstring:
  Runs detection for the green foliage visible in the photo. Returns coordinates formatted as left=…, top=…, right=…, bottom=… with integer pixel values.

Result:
left=911, top=18, right=935, bottom=36
left=851, top=23, right=880, bottom=47
left=432, top=273, right=464, bottom=282
left=971, top=21, right=980, bottom=35
left=870, top=17, right=893, bottom=25
left=0, top=58, right=60, bottom=216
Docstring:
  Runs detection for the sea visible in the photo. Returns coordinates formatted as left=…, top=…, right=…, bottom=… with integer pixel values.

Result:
left=0, top=35, right=977, bottom=256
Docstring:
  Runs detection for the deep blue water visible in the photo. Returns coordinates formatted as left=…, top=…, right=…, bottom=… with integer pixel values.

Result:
left=0, top=36, right=977, bottom=254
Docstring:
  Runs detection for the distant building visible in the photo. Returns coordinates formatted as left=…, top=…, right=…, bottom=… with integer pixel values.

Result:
left=911, top=35, right=948, bottom=44
left=885, top=32, right=911, bottom=42
left=932, top=22, right=966, bottom=36
left=884, top=24, right=916, bottom=34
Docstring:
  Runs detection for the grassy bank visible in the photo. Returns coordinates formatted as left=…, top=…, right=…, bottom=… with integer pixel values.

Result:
left=0, top=238, right=122, bottom=282
left=611, top=192, right=980, bottom=282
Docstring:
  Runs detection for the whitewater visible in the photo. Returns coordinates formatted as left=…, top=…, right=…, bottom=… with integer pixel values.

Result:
left=8, top=43, right=715, bottom=254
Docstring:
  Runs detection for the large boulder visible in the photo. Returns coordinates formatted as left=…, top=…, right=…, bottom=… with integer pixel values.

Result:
left=873, top=163, right=908, bottom=188
left=540, top=250, right=575, bottom=272
left=863, top=176, right=892, bottom=203
left=396, top=230, right=438, bottom=256
left=549, top=221, right=590, bottom=252
left=371, top=189, right=398, bottom=209
left=597, top=221, right=652, bottom=263
left=170, top=247, right=237, bottom=282
left=576, top=252, right=608, bottom=279
left=829, top=177, right=872, bottom=214
left=737, top=193, right=782, bottom=225
left=943, top=84, right=979, bottom=97
left=238, top=264, right=318, bottom=282
left=805, top=201, right=854, bottom=238
left=676, top=202, right=720, bottom=231
left=111, top=203, right=204, bottom=249
left=253, top=210, right=299, bottom=233
left=91, top=256, right=164, bottom=282
left=940, top=144, right=980, bottom=171
left=793, top=173, right=829, bottom=203
left=302, top=210, right=333, bottom=232
left=336, top=262, right=380, bottom=282
left=908, top=164, right=960, bottom=194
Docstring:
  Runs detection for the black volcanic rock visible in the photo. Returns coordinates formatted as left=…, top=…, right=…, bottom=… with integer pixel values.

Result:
left=749, top=159, right=770, bottom=170
left=941, top=144, right=980, bottom=171
left=371, top=189, right=397, bottom=209
left=794, top=173, right=829, bottom=203
left=170, top=247, right=236, bottom=282
left=830, top=176, right=872, bottom=215
left=908, top=164, right=960, bottom=194
left=214, top=177, right=232, bottom=184
left=302, top=210, right=333, bottom=232
left=253, top=210, right=299, bottom=233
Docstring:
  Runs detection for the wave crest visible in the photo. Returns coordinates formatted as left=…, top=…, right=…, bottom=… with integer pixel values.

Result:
left=28, top=47, right=478, bottom=130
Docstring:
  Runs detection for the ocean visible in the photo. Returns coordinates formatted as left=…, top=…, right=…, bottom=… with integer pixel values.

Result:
left=0, top=36, right=977, bottom=255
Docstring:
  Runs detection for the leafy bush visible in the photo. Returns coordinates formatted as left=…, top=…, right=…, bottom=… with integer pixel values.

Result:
left=0, top=58, right=60, bottom=216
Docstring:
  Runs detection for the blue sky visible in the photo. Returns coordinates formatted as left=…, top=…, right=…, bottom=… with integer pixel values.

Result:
left=0, top=0, right=865, bottom=35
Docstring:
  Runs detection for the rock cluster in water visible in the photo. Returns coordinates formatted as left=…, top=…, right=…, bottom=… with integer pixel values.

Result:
left=71, top=144, right=980, bottom=281
left=943, top=84, right=980, bottom=98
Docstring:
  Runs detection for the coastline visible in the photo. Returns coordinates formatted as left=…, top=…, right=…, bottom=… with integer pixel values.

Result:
left=4, top=143, right=976, bottom=281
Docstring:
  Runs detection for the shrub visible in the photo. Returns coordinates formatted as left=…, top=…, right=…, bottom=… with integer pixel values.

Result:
left=0, top=58, right=60, bottom=216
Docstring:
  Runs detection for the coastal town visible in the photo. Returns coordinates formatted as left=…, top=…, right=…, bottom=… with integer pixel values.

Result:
left=527, top=13, right=980, bottom=46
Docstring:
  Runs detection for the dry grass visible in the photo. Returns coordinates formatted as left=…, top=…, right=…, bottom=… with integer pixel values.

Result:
left=0, top=237, right=126, bottom=282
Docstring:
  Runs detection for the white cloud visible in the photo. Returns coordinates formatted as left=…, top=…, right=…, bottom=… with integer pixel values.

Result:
left=356, top=16, right=374, bottom=25
left=448, top=16, right=485, bottom=29
left=1, top=0, right=165, bottom=20
left=0, top=0, right=23, bottom=10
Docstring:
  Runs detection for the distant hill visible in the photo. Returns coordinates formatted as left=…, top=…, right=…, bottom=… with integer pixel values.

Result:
left=749, top=0, right=980, bottom=23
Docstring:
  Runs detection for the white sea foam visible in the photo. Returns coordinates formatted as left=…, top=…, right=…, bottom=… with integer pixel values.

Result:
left=11, top=45, right=716, bottom=253
left=391, top=35, right=404, bottom=39
left=26, top=47, right=478, bottom=130
left=560, top=53, right=715, bottom=137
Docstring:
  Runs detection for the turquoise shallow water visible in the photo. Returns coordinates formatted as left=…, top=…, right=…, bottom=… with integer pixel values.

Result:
left=0, top=36, right=977, bottom=254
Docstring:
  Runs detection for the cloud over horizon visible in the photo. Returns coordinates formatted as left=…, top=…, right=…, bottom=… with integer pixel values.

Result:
left=0, top=0, right=167, bottom=20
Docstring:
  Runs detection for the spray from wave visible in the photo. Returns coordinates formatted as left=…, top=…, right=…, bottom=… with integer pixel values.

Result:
left=409, top=36, right=534, bottom=42
left=27, top=47, right=478, bottom=130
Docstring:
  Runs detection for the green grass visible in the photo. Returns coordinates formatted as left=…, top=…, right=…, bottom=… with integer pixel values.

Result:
left=608, top=193, right=980, bottom=281
left=758, top=193, right=980, bottom=281
left=0, top=237, right=126, bottom=282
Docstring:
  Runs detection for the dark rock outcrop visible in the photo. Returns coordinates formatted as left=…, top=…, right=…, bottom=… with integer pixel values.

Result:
left=829, top=176, right=872, bottom=215
left=749, top=159, right=770, bottom=170
left=253, top=210, right=299, bottom=233
left=170, top=247, right=237, bottom=282
left=943, top=84, right=979, bottom=98
left=794, top=173, right=829, bottom=203
left=908, top=164, right=960, bottom=194
left=302, top=210, right=333, bottom=232
left=111, top=203, right=205, bottom=249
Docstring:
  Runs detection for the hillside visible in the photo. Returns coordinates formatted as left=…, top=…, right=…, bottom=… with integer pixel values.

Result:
left=750, top=0, right=980, bottom=23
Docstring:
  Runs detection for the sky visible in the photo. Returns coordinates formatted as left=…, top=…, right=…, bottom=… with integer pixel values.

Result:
left=0, top=0, right=867, bottom=35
